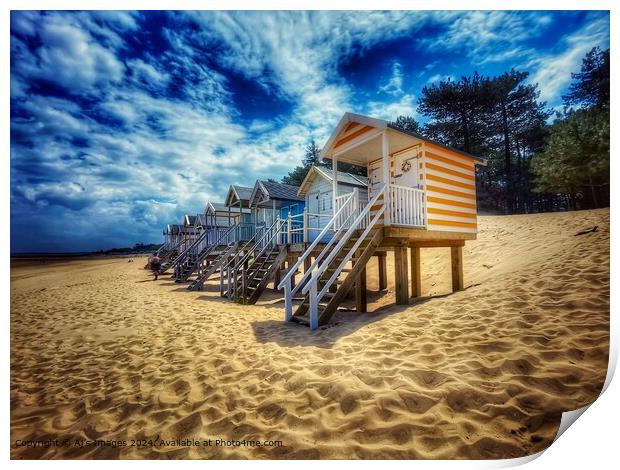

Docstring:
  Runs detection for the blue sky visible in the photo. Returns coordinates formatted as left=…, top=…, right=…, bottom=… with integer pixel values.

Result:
left=10, top=10, right=610, bottom=252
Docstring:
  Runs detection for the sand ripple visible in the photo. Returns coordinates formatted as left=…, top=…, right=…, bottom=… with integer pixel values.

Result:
left=11, top=209, right=609, bottom=459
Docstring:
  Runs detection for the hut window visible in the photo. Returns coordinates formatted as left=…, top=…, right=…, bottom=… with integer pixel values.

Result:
left=320, top=192, right=332, bottom=211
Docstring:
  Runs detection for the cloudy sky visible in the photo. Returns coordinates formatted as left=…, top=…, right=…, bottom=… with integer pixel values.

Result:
left=10, top=10, right=609, bottom=252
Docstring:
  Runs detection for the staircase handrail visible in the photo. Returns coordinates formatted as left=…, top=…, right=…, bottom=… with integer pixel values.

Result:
left=169, top=226, right=213, bottom=269
left=302, top=184, right=386, bottom=295
left=233, top=217, right=283, bottom=272
left=277, top=191, right=355, bottom=291
left=189, top=223, right=238, bottom=267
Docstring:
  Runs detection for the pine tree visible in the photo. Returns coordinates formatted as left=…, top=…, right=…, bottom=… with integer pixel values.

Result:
left=531, top=108, right=609, bottom=209
left=391, top=116, right=422, bottom=135
left=563, top=47, right=610, bottom=110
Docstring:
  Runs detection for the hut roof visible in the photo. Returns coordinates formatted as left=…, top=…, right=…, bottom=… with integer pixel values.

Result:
left=260, top=181, right=304, bottom=202
left=298, top=165, right=368, bottom=196
left=225, top=185, right=254, bottom=207
left=320, top=112, right=487, bottom=165
left=184, top=214, right=197, bottom=226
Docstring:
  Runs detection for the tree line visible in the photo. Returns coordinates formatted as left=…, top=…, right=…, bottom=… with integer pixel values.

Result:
left=282, top=47, right=609, bottom=213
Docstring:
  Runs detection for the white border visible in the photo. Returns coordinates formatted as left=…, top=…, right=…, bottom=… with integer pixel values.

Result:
left=3, top=1, right=616, bottom=468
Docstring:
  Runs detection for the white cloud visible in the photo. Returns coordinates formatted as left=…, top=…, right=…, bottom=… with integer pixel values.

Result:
left=12, top=12, right=125, bottom=92
left=379, top=62, right=404, bottom=96
left=527, top=13, right=610, bottom=104
left=426, top=73, right=454, bottom=84
left=9, top=10, right=610, bottom=251
left=367, top=94, right=417, bottom=121
left=127, top=58, right=169, bottom=86
left=425, top=11, right=553, bottom=65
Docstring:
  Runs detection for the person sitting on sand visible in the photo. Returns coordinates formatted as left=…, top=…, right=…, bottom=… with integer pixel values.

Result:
left=150, top=255, right=162, bottom=280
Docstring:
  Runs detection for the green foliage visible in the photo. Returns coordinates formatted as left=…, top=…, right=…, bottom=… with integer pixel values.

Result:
left=417, top=69, right=550, bottom=212
left=531, top=108, right=609, bottom=207
left=281, top=138, right=367, bottom=186
left=563, top=47, right=610, bottom=110
left=281, top=139, right=322, bottom=186
left=390, top=115, right=422, bottom=135
left=281, top=166, right=310, bottom=186
left=530, top=46, right=610, bottom=209
left=418, top=72, right=494, bottom=155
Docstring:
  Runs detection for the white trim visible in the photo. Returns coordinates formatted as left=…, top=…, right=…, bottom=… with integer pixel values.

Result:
left=331, top=128, right=383, bottom=158
left=382, top=131, right=391, bottom=226
left=320, top=112, right=387, bottom=158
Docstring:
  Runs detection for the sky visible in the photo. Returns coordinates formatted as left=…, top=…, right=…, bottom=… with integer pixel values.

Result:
left=10, top=10, right=610, bottom=252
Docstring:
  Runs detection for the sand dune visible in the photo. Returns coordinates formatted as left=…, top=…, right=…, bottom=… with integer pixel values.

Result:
left=10, top=209, right=609, bottom=459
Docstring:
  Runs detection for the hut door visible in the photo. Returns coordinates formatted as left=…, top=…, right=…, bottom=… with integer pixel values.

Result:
left=394, top=149, right=419, bottom=188
left=369, top=160, right=383, bottom=196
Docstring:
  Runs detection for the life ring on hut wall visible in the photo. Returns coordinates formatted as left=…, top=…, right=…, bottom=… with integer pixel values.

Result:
left=401, top=160, right=412, bottom=173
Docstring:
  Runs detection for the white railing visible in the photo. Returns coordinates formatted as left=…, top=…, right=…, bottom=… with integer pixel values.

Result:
left=277, top=192, right=357, bottom=321
left=302, top=185, right=386, bottom=330
left=335, top=189, right=367, bottom=229
left=388, top=184, right=426, bottom=228
left=171, top=224, right=238, bottom=277
left=226, top=217, right=286, bottom=301
left=287, top=211, right=340, bottom=244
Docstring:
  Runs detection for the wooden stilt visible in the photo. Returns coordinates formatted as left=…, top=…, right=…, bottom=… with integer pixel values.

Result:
left=394, top=246, right=409, bottom=304
left=355, top=261, right=367, bottom=312
left=410, top=247, right=421, bottom=298
left=378, top=253, right=387, bottom=291
left=290, top=259, right=296, bottom=289
left=304, top=256, right=311, bottom=274
left=274, top=261, right=285, bottom=290
left=451, top=246, right=464, bottom=292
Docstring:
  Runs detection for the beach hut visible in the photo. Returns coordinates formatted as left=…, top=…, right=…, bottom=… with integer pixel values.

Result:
left=279, top=112, right=487, bottom=329
left=249, top=180, right=304, bottom=224
left=224, top=185, right=255, bottom=239
left=189, top=181, right=304, bottom=302
left=297, top=165, right=368, bottom=242
left=181, top=214, right=199, bottom=251
left=170, top=200, right=253, bottom=281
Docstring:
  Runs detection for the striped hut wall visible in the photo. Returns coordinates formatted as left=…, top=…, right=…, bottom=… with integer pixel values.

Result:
left=421, top=142, right=478, bottom=234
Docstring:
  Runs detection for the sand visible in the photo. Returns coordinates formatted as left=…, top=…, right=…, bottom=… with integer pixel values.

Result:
left=10, top=209, right=610, bottom=459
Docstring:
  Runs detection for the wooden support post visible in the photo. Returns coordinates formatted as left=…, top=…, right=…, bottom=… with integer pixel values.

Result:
left=451, top=246, right=464, bottom=292
left=304, top=255, right=311, bottom=273
left=410, top=247, right=421, bottom=298
left=394, top=246, right=409, bottom=304
left=378, top=253, right=387, bottom=291
left=289, top=259, right=296, bottom=289
left=274, top=266, right=281, bottom=290
left=355, top=261, right=367, bottom=313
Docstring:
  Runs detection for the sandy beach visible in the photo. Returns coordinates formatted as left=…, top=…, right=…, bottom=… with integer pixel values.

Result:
left=10, top=209, right=609, bottom=459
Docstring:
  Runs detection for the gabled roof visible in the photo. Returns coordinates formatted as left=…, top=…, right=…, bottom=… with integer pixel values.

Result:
left=195, top=214, right=206, bottom=226
left=262, top=181, right=304, bottom=201
left=206, top=200, right=251, bottom=216
left=225, top=184, right=254, bottom=207
left=184, top=214, right=197, bottom=226
left=320, top=112, right=487, bottom=165
left=298, top=165, right=368, bottom=196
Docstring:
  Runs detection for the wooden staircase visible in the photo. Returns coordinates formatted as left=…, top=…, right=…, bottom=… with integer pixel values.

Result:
left=223, top=218, right=287, bottom=305
left=291, top=229, right=382, bottom=326
left=158, top=244, right=182, bottom=273
left=171, top=224, right=238, bottom=281
left=230, top=246, right=288, bottom=305
left=187, top=243, right=238, bottom=291
left=279, top=185, right=386, bottom=330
